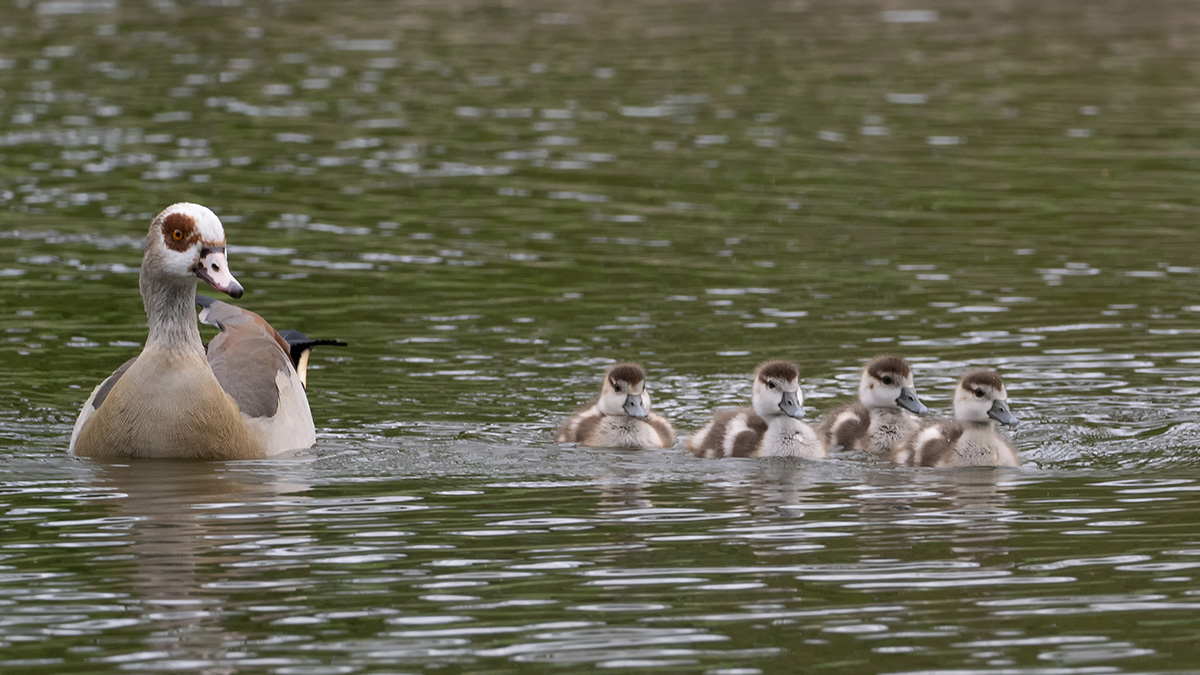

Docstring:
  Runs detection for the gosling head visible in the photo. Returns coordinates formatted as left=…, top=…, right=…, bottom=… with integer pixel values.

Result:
left=597, top=363, right=652, bottom=419
left=859, top=355, right=927, bottom=415
left=752, top=359, right=805, bottom=420
left=953, top=369, right=1017, bottom=426
left=142, top=202, right=243, bottom=298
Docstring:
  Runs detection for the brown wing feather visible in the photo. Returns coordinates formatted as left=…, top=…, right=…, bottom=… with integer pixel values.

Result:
left=198, top=298, right=293, bottom=419
left=89, top=356, right=137, bottom=411
left=731, top=413, right=769, bottom=458
left=688, top=408, right=738, bottom=457
left=689, top=408, right=767, bottom=458
left=817, top=402, right=870, bottom=451
left=914, top=420, right=965, bottom=467
left=647, top=414, right=676, bottom=447
left=566, top=412, right=602, bottom=444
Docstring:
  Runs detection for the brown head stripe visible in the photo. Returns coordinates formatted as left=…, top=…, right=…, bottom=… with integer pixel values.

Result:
left=607, top=363, right=646, bottom=386
left=756, top=359, right=799, bottom=383
left=866, top=355, right=911, bottom=380
left=161, top=211, right=201, bottom=253
left=960, top=369, right=1005, bottom=392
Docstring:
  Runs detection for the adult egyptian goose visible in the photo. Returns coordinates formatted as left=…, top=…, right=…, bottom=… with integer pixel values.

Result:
left=891, top=369, right=1019, bottom=468
left=69, top=202, right=341, bottom=460
left=556, top=363, right=675, bottom=449
left=816, top=355, right=928, bottom=455
left=687, top=360, right=826, bottom=459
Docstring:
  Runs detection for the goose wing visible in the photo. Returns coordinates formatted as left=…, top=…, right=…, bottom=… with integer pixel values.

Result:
left=196, top=295, right=296, bottom=420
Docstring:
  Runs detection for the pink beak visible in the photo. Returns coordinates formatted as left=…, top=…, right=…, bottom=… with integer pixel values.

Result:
left=195, top=247, right=244, bottom=299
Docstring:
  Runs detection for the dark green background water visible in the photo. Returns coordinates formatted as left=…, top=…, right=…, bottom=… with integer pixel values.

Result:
left=4, top=1, right=1200, bottom=672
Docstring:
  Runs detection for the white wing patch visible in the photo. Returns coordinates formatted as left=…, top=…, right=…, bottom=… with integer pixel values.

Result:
left=830, top=408, right=860, bottom=438
left=241, top=367, right=316, bottom=454
left=911, top=425, right=945, bottom=463
left=722, top=413, right=751, bottom=458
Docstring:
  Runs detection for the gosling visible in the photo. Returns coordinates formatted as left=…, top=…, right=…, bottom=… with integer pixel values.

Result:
left=687, top=360, right=825, bottom=459
left=556, top=363, right=675, bottom=449
left=891, top=369, right=1019, bottom=468
left=816, top=355, right=928, bottom=456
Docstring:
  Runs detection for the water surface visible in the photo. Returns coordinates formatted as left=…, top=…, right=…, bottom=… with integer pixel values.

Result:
left=4, top=0, right=1200, bottom=672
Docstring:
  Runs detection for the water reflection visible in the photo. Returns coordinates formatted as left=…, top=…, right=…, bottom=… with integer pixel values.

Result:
left=3, top=441, right=1199, bottom=671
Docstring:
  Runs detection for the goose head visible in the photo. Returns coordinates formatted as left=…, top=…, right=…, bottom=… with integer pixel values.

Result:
left=752, top=359, right=805, bottom=419
left=859, top=355, right=927, bottom=414
left=142, top=202, right=243, bottom=298
left=597, top=363, right=652, bottom=419
left=953, top=369, right=1017, bottom=426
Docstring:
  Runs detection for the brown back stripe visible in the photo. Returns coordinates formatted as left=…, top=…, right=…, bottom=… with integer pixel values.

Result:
left=960, top=369, right=1005, bottom=391
left=756, top=359, right=799, bottom=383
left=916, top=420, right=965, bottom=467
left=829, top=402, right=870, bottom=450
left=731, top=413, right=769, bottom=457
left=607, top=363, right=646, bottom=386
left=574, top=414, right=602, bottom=443
left=648, top=415, right=675, bottom=447
left=866, top=355, right=911, bottom=380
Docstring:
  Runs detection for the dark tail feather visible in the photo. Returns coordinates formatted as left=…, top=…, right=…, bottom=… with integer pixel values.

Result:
left=277, top=329, right=348, bottom=369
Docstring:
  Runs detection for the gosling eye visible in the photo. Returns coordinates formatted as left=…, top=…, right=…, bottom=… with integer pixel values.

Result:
left=613, top=384, right=624, bottom=394
left=766, top=381, right=776, bottom=390
left=881, top=376, right=893, bottom=386
left=974, top=388, right=985, bottom=398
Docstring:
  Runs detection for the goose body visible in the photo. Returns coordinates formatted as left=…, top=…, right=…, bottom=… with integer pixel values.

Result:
left=69, top=203, right=341, bottom=460
left=556, top=363, right=675, bottom=449
left=891, top=369, right=1019, bottom=468
left=816, top=355, right=927, bottom=455
left=688, top=360, right=825, bottom=459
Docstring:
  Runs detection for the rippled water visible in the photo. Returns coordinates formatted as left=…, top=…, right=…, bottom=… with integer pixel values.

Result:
left=5, top=0, right=1200, bottom=672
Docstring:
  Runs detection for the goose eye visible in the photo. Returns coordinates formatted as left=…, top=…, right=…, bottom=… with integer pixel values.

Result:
left=974, top=389, right=985, bottom=398
left=172, top=229, right=184, bottom=241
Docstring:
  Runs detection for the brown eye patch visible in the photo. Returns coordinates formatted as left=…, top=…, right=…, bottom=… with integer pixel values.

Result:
left=161, top=212, right=199, bottom=252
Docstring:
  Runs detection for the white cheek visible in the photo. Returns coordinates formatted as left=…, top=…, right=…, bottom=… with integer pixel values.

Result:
left=162, top=247, right=197, bottom=276
left=753, top=388, right=779, bottom=417
left=864, top=386, right=892, bottom=408
left=970, top=399, right=992, bottom=421
left=599, top=392, right=623, bottom=415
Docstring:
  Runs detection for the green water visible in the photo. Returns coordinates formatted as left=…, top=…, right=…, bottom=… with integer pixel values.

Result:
left=4, top=0, right=1200, bottom=672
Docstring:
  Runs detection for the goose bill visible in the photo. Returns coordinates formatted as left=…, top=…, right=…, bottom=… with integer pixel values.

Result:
left=195, top=248, right=244, bottom=299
